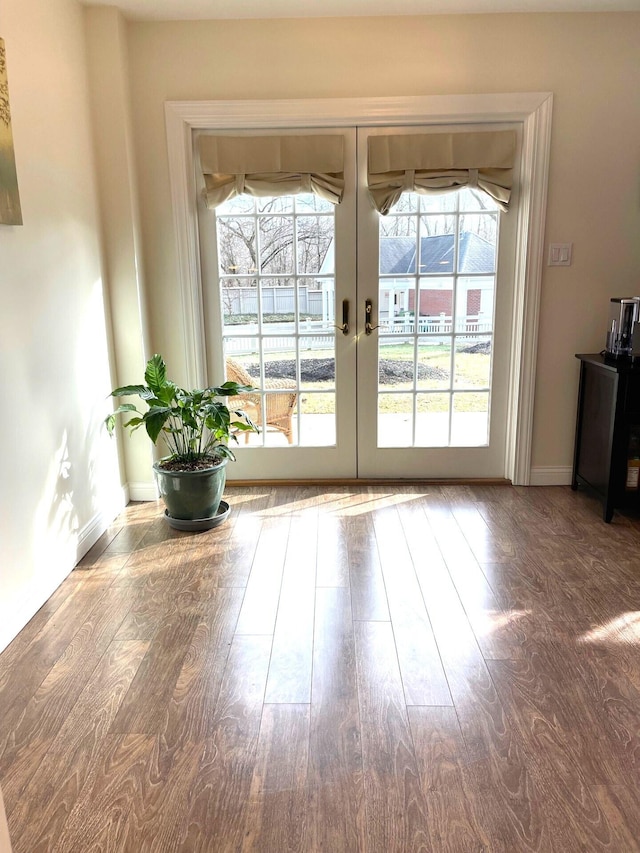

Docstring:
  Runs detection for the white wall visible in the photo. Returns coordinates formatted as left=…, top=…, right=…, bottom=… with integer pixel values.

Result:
left=0, top=0, right=122, bottom=652
left=122, top=12, right=640, bottom=483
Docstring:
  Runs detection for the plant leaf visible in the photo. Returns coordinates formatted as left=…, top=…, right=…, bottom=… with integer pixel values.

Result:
left=110, top=384, right=148, bottom=398
left=144, top=354, right=167, bottom=395
left=144, top=407, right=172, bottom=443
left=213, top=443, right=236, bottom=461
left=211, top=381, right=256, bottom=396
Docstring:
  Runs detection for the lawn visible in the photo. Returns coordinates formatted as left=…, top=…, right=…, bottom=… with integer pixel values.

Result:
left=230, top=341, right=491, bottom=414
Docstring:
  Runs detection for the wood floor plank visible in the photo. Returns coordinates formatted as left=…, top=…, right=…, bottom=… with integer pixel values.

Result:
left=482, top=661, right=628, bottom=851
left=354, top=620, right=431, bottom=853
left=176, top=635, right=272, bottom=853
left=164, top=586, right=244, bottom=745
left=0, top=583, right=135, bottom=784
left=371, top=505, right=451, bottom=705
left=117, top=738, right=205, bottom=853
left=0, top=580, right=116, bottom=726
left=242, top=703, right=310, bottom=852
left=345, top=513, right=390, bottom=622
left=445, top=659, right=553, bottom=851
left=0, top=580, right=73, bottom=688
left=235, top=515, right=292, bottom=635
left=50, top=734, right=155, bottom=853
left=590, top=785, right=640, bottom=852
left=451, top=502, right=517, bottom=565
left=307, top=586, right=364, bottom=853
left=109, top=597, right=206, bottom=735
left=408, top=706, right=490, bottom=853
left=264, top=499, right=318, bottom=703
left=487, top=649, right=637, bottom=850
left=7, top=640, right=148, bottom=853
left=398, top=501, right=487, bottom=671
left=316, top=514, right=350, bottom=587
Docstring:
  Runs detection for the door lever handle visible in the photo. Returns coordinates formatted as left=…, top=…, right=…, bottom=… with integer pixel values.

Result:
left=335, top=299, right=349, bottom=335
left=365, top=298, right=379, bottom=336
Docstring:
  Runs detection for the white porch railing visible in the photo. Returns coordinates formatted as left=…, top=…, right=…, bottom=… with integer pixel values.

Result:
left=223, top=315, right=491, bottom=355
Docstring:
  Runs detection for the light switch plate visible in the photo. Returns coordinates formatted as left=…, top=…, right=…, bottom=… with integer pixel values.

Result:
left=548, top=242, right=573, bottom=266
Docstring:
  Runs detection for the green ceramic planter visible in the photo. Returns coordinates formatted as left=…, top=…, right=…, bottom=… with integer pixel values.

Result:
left=153, top=458, right=228, bottom=523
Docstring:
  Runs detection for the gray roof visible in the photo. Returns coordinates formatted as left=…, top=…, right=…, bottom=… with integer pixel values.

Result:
left=380, top=232, right=495, bottom=275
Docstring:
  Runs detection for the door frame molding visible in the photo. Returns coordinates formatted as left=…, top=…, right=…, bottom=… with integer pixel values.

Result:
left=165, top=92, right=553, bottom=485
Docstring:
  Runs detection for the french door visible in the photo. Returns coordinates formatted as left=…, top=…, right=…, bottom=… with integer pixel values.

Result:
left=198, top=125, right=518, bottom=480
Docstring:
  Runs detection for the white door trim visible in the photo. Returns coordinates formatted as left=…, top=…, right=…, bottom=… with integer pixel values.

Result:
left=164, top=92, right=553, bottom=485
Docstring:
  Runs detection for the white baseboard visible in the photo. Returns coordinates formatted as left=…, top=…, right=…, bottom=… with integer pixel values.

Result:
left=529, top=466, right=573, bottom=486
left=75, top=485, right=129, bottom=563
left=128, top=481, right=159, bottom=502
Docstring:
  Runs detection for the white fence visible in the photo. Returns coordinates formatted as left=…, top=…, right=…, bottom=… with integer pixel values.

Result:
left=223, top=285, right=330, bottom=317
left=223, top=315, right=491, bottom=355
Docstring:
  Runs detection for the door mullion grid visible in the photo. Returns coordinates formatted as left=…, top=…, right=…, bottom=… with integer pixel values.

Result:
left=411, top=206, right=420, bottom=447
left=447, top=196, right=462, bottom=447
left=292, top=205, right=301, bottom=446
left=254, top=204, right=267, bottom=447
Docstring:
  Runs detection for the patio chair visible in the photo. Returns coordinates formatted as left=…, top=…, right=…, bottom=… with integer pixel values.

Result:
left=225, top=358, right=297, bottom=444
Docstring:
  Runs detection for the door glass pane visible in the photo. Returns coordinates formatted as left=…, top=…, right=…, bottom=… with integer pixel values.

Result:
left=216, top=194, right=336, bottom=449
left=416, top=393, right=450, bottom=446
left=455, top=275, right=495, bottom=333
left=299, top=393, right=336, bottom=446
left=454, top=337, right=492, bottom=390
left=377, top=189, right=500, bottom=449
left=451, top=392, right=489, bottom=446
left=419, top=215, right=455, bottom=274
left=379, top=338, right=414, bottom=390
left=260, top=277, right=295, bottom=334
left=417, top=338, right=450, bottom=390
left=458, top=214, right=497, bottom=274
left=378, top=393, right=413, bottom=447
left=418, top=277, right=453, bottom=329
left=300, top=336, right=335, bottom=390
left=259, top=215, right=294, bottom=274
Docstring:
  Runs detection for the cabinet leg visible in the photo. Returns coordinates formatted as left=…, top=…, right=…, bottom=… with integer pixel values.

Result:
left=603, top=503, right=614, bottom=523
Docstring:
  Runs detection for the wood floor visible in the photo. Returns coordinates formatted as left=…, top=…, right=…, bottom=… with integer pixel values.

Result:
left=2, top=484, right=640, bottom=852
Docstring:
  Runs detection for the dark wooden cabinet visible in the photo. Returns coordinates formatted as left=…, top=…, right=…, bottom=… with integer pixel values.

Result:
left=572, top=353, right=640, bottom=522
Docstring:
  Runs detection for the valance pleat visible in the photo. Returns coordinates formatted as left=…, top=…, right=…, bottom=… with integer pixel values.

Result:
left=198, top=135, right=345, bottom=208
left=367, top=130, right=516, bottom=214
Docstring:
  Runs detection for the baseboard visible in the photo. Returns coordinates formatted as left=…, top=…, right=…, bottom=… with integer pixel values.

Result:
left=75, top=485, right=129, bottom=563
left=529, top=466, right=573, bottom=486
left=128, top=481, right=159, bottom=502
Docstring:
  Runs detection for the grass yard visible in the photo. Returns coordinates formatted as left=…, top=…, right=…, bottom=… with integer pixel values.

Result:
left=229, top=341, right=491, bottom=415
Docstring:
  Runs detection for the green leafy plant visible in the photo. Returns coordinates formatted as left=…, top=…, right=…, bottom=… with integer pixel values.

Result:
left=105, top=354, right=258, bottom=467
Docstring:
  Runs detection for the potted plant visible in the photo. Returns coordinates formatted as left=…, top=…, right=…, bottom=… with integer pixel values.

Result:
left=105, top=353, right=258, bottom=530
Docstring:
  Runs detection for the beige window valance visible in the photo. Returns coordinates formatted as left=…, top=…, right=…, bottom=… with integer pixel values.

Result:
left=367, top=130, right=516, bottom=215
left=198, top=134, right=345, bottom=208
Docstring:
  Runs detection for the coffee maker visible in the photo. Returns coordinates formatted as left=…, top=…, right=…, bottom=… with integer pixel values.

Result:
left=605, top=297, right=640, bottom=360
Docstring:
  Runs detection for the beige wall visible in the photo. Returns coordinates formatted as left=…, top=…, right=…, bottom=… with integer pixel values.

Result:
left=0, top=0, right=120, bottom=652
left=123, top=12, right=640, bottom=477
left=85, top=7, right=152, bottom=490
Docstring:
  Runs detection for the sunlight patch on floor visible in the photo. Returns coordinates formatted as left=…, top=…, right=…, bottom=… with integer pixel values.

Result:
left=579, top=612, right=640, bottom=645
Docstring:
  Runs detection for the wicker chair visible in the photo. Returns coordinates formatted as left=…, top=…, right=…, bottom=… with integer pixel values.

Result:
left=225, top=358, right=297, bottom=444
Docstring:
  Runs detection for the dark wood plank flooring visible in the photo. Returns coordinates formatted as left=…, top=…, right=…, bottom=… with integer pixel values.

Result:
left=2, top=484, right=640, bottom=851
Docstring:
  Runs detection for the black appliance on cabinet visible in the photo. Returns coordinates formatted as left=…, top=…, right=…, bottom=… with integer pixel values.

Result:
left=605, top=297, right=640, bottom=359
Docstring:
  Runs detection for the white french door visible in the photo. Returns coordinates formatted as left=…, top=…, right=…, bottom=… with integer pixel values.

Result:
left=198, top=128, right=358, bottom=480
left=356, top=125, right=518, bottom=479
left=197, top=124, right=519, bottom=481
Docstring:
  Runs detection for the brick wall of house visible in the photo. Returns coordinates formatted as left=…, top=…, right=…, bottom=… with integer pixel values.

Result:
left=407, top=289, right=480, bottom=316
